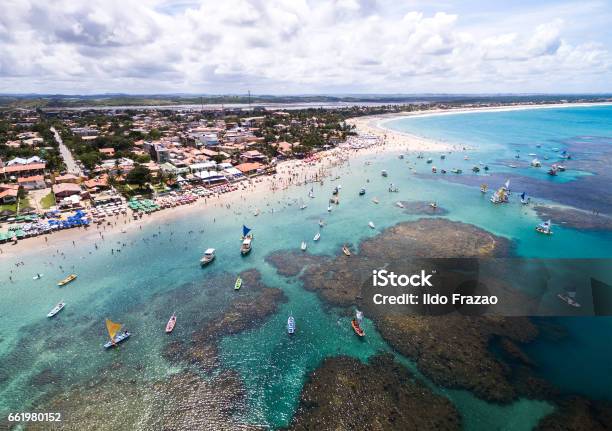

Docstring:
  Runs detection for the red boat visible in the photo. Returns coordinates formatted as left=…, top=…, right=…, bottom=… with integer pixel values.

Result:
left=351, top=319, right=365, bottom=337
left=165, top=313, right=176, bottom=333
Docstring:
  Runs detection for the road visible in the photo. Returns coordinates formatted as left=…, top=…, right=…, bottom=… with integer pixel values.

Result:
left=51, top=127, right=82, bottom=175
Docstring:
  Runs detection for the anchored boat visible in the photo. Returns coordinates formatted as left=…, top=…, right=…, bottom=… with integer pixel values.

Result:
left=396, top=201, right=405, bottom=208
left=342, top=245, right=351, bottom=256
left=301, top=241, right=307, bottom=251
left=287, top=315, right=296, bottom=334
left=57, top=274, right=77, bottom=286
left=351, top=310, right=365, bottom=337
left=103, top=319, right=131, bottom=349
left=234, top=276, right=242, bottom=290
left=240, top=225, right=252, bottom=255
left=368, top=221, right=375, bottom=229
left=165, top=313, right=177, bottom=333
left=359, top=188, right=366, bottom=196
left=558, top=291, right=581, bottom=308
left=536, top=220, right=553, bottom=235
left=200, top=248, right=216, bottom=265
left=47, top=301, right=65, bottom=318
left=313, top=232, right=321, bottom=241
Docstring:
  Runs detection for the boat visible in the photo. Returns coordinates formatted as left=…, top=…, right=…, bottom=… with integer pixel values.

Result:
left=561, top=150, right=571, bottom=159
left=515, top=152, right=521, bottom=159
left=528, top=153, right=537, bottom=157
left=520, top=192, right=530, bottom=205
left=372, top=197, right=379, bottom=204
left=313, top=232, right=321, bottom=241
left=381, top=170, right=388, bottom=177
left=47, top=301, right=65, bottom=318
left=234, top=276, right=242, bottom=290
left=395, top=201, right=405, bottom=208
left=33, top=273, right=43, bottom=280
left=351, top=318, right=365, bottom=337
left=536, top=220, right=553, bottom=235
left=558, top=291, right=581, bottom=308
left=103, top=319, right=131, bottom=349
left=327, top=205, right=332, bottom=212
left=301, top=241, right=307, bottom=251
left=57, top=274, right=77, bottom=286
left=509, top=164, right=517, bottom=168
left=451, top=168, right=462, bottom=174
left=308, top=188, right=315, bottom=198
left=200, top=248, right=216, bottom=265
left=548, top=165, right=558, bottom=176
left=426, top=158, right=433, bottom=164
left=368, top=221, right=375, bottom=229
left=472, top=166, right=480, bottom=173
left=300, top=203, right=308, bottom=210
left=240, top=225, right=252, bottom=255
left=359, top=188, right=366, bottom=196
left=165, top=313, right=176, bottom=333
left=253, top=209, right=260, bottom=216
left=342, top=245, right=351, bottom=256
left=432, top=166, right=437, bottom=173
left=531, top=158, right=541, bottom=167
left=417, top=154, right=424, bottom=159
left=483, top=166, right=489, bottom=171
left=440, top=154, right=446, bottom=160
left=557, top=165, right=566, bottom=171
left=398, top=154, right=404, bottom=159
left=440, top=169, right=447, bottom=174
left=480, top=184, right=488, bottom=193
left=388, top=183, right=399, bottom=192
left=490, top=187, right=509, bottom=204
left=429, top=202, right=438, bottom=209
left=319, top=219, right=325, bottom=227
left=287, top=315, right=296, bottom=334
left=332, top=186, right=339, bottom=195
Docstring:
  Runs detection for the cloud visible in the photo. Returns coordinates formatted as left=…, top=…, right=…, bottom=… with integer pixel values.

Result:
left=0, top=0, right=610, bottom=93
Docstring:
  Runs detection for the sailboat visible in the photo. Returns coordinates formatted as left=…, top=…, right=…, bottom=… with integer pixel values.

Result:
left=234, top=276, right=242, bottom=290
left=535, top=220, right=553, bottom=235
left=490, top=187, right=509, bottom=204
left=240, top=225, right=252, bottom=255
left=287, top=314, right=296, bottom=334
left=558, top=291, right=581, bottom=308
left=301, top=241, right=307, bottom=251
left=165, top=313, right=177, bottom=333
left=47, top=301, right=65, bottom=318
left=313, top=232, right=321, bottom=241
left=368, top=221, right=375, bottom=229
left=520, top=192, right=530, bottom=205
left=103, top=319, right=131, bottom=349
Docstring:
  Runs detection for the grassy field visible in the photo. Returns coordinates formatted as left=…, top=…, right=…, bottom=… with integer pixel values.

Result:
left=40, top=192, right=56, bottom=209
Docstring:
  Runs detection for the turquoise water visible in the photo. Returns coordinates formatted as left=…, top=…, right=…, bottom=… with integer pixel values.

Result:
left=1, top=105, right=612, bottom=429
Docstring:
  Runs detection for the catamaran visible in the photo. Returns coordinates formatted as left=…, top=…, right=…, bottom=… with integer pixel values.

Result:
left=103, top=319, right=131, bottom=349
left=301, top=241, right=307, bottom=251
left=241, top=225, right=252, bottom=255
left=287, top=315, right=296, bottom=334
left=368, top=221, right=375, bottom=229
left=47, top=301, right=65, bottom=318
left=558, top=291, right=581, bottom=308
left=313, top=232, right=321, bottom=241
left=200, top=248, right=216, bottom=265
left=165, top=313, right=176, bottom=333
left=57, top=274, right=77, bottom=286
left=234, top=276, right=242, bottom=290
left=536, top=220, right=553, bottom=235
left=342, top=245, right=351, bottom=256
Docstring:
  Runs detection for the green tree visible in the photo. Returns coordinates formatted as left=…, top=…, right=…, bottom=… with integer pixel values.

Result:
left=127, top=164, right=152, bottom=188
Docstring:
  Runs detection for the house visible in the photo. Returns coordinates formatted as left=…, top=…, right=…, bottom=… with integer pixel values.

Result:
left=54, top=173, right=80, bottom=184
left=275, top=141, right=294, bottom=157
left=17, top=175, right=46, bottom=190
left=52, top=183, right=82, bottom=201
left=83, top=176, right=109, bottom=191
left=99, top=148, right=116, bottom=157
left=0, top=184, right=19, bottom=204
left=240, top=150, right=267, bottom=163
left=2, top=162, right=46, bottom=179
left=235, top=162, right=264, bottom=176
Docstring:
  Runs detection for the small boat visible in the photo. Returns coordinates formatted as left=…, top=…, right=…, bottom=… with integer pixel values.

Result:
left=234, top=276, right=242, bottom=290
left=332, top=186, right=339, bottom=195
left=515, top=153, right=521, bottom=159
left=536, top=144, right=541, bottom=148
left=301, top=241, right=307, bottom=251
left=368, top=221, right=375, bottom=229
left=557, top=165, right=566, bottom=172
left=440, top=169, right=447, bottom=174
left=388, top=184, right=399, bottom=192
left=327, top=205, right=332, bottom=212
left=381, top=170, right=388, bottom=177
left=103, top=319, right=130, bottom=349
left=396, top=201, right=405, bottom=208
left=417, top=154, right=424, bottom=159
left=509, top=164, right=517, bottom=168
left=300, top=204, right=308, bottom=210
left=432, top=166, right=437, bottom=173
left=426, top=158, right=433, bottom=164
left=480, top=184, right=488, bottom=193
left=561, top=150, right=571, bottom=160
left=359, top=188, right=366, bottom=196
left=308, top=188, right=315, bottom=198
left=491, top=187, right=509, bottom=204
left=240, top=225, right=252, bottom=255
left=351, top=318, right=365, bottom=337
left=464, top=156, right=470, bottom=160
left=429, top=202, right=438, bottom=209
left=520, top=192, right=530, bottom=205
left=398, top=154, right=404, bottom=159
left=57, top=274, right=77, bottom=286
left=165, top=313, right=176, bottom=333
left=253, top=209, right=260, bottom=216
left=528, top=153, right=537, bottom=157
left=313, top=232, right=321, bottom=241
left=472, top=166, right=480, bottom=173
left=558, top=291, right=581, bottom=308
left=200, top=248, right=216, bottom=265
left=548, top=165, right=558, bottom=176
left=536, top=220, right=553, bottom=235
left=372, top=197, right=379, bottom=204
left=287, top=315, right=296, bottom=334
left=33, top=273, right=43, bottom=280
left=531, top=158, right=541, bottom=167
left=342, top=245, right=351, bottom=256
left=318, top=219, right=325, bottom=227
left=440, top=154, right=446, bottom=160
left=451, top=168, right=462, bottom=174
left=47, top=301, right=65, bottom=318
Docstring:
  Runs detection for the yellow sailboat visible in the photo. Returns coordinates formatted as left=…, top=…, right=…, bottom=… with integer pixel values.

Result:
left=103, top=318, right=131, bottom=349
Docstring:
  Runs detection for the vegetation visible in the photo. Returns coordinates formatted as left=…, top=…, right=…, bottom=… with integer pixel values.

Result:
left=40, top=192, right=56, bottom=209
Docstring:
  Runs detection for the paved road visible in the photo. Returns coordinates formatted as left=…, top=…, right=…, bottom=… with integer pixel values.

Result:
left=51, top=127, right=82, bottom=175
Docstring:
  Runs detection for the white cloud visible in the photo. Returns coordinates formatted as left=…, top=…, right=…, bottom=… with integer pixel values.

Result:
left=0, top=0, right=610, bottom=93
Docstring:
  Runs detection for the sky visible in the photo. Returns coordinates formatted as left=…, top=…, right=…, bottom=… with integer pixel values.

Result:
left=1, top=0, right=611, bottom=95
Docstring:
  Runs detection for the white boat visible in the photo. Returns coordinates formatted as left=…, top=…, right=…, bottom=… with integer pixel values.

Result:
left=395, top=201, right=405, bottom=208
left=388, top=183, right=399, bottom=192
left=520, top=192, right=530, bottom=205
left=372, top=197, right=379, bottom=204
left=287, top=315, right=296, bottom=334
left=381, top=170, right=388, bottom=177
left=429, top=202, right=438, bottom=209
left=558, top=291, right=581, bottom=308
left=300, top=241, right=307, bottom=251
left=47, top=301, right=65, bottom=318
left=103, top=319, right=131, bottom=349
left=33, top=273, right=43, bottom=280
left=308, top=188, right=315, bottom=198
left=535, top=220, right=553, bottom=235
left=300, top=204, right=307, bottom=210
left=253, top=209, right=260, bottom=216
left=318, top=219, right=325, bottom=227
left=313, top=232, right=321, bottom=241
left=327, top=205, right=332, bottom=212
left=368, top=221, right=375, bottom=229
left=200, top=248, right=216, bottom=265
left=491, top=187, right=509, bottom=204
left=528, top=153, right=537, bottom=157
left=241, top=236, right=252, bottom=254
left=531, top=158, right=541, bottom=167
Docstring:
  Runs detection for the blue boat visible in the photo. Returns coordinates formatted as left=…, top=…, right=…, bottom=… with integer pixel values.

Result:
left=103, top=318, right=131, bottom=349
left=287, top=315, right=295, bottom=334
left=103, top=331, right=131, bottom=349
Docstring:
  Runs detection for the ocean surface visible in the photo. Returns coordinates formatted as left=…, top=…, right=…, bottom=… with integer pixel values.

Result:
left=1, top=105, right=611, bottom=430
